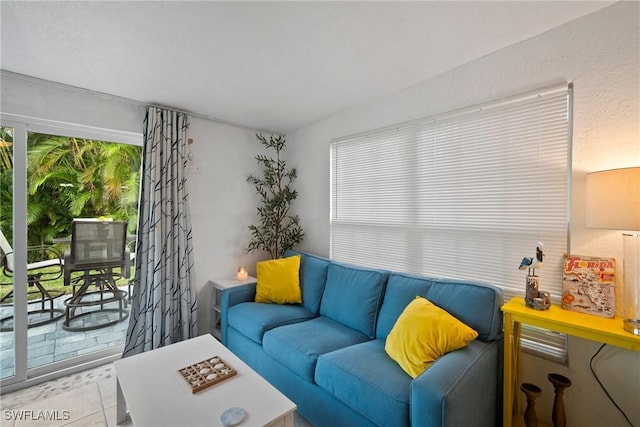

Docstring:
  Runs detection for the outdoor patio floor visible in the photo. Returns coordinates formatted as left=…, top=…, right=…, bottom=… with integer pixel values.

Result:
left=0, top=286, right=130, bottom=379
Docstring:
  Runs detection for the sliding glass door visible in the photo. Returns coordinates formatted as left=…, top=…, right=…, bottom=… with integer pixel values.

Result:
left=0, top=115, right=142, bottom=391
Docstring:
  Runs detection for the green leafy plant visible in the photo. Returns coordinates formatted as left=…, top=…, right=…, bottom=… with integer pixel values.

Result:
left=247, top=133, right=304, bottom=259
left=0, top=128, right=141, bottom=249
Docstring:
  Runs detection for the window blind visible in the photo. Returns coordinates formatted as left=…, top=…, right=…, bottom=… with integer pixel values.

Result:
left=330, top=84, right=571, bottom=362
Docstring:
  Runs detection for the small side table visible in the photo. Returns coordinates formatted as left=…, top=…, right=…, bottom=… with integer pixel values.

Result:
left=502, top=297, right=640, bottom=427
left=209, top=276, right=256, bottom=339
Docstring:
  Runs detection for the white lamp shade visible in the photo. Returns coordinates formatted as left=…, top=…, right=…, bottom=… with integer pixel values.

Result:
left=586, top=167, right=640, bottom=231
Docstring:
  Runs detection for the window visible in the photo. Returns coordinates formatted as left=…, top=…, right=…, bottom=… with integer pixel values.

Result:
left=330, top=84, right=571, bottom=361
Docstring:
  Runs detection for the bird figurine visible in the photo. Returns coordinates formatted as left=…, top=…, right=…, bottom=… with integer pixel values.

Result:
left=518, top=242, right=545, bottom=276
left=519, top=241, right=550, bottom=310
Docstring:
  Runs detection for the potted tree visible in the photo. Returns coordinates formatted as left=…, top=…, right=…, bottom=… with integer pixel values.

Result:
left=247, top=133, right=304, bottom=259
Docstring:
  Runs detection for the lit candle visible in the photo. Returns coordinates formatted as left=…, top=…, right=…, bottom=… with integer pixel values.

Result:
left=237, top=266, right=248, bottom=281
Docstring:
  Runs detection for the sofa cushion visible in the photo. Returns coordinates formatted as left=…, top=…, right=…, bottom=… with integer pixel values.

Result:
left=376, top=272, right=503, bottom=341
left=255, top=255, right=302, bottom=304
left=262, top=317, right=370, bottom=382
left=320, top=263, right=388, bottom=339
left=285, top=250, right=330, bottom=314
left=227, top=302, right=315, bottom=344
left=385, top=296, right=479, bottom=378
left=315, top=339, right=411, bottom=427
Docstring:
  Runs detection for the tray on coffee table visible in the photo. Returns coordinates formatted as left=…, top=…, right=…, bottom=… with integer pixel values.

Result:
left=178, top=355, right=237, bottom=394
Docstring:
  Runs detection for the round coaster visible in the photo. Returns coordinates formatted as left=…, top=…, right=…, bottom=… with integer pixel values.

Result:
left=220, top=407, right=247, bottom=426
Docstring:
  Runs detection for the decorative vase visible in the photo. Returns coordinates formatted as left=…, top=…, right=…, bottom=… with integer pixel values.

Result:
left=548, top=373, right=571, bottom=427
left=521, top=382, right=542, bottom=427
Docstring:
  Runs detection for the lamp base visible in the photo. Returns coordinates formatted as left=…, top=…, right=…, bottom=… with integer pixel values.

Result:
left=622, top=234, right=640, bottom=336
left=623, top=319, right=640, bottom=335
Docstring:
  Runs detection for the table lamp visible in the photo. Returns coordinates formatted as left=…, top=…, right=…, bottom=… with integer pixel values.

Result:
left=586, top=167, right=640, bottom=335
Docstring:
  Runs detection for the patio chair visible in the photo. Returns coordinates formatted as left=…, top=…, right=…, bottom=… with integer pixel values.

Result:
left=0, top=229, right=65, bottom=331
left=62, top=219, right=130, bottom=331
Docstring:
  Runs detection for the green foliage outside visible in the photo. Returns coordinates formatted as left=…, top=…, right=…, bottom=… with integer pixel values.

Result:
left=0, top=127, right=141, bottom=298
left=246, top=133, right=304, bottom=259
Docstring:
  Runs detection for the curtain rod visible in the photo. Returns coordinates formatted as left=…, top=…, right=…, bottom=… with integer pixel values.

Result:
left=1, top=70, right=285, bottom=136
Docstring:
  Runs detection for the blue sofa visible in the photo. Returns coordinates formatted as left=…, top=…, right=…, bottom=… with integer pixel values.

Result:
left=221, top=251, right=504, bottom=427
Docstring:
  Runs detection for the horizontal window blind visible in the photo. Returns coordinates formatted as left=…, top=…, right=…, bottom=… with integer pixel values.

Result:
left=521, top=325, right=568, bottom=362
left=330, top=84, right=571, bottom=361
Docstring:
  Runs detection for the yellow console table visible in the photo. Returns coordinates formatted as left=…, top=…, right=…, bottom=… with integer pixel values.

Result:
left=501, top=297, right=640, bottom=427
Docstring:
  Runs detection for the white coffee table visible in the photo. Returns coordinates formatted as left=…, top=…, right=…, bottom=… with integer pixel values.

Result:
left=113, top=334, right=296, bottom=426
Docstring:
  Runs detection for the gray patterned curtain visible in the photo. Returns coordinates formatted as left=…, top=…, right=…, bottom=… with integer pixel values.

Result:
left=123, top=106, right=198, bottom=357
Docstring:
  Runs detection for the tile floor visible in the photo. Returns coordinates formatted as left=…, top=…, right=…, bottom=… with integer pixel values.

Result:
left=1, top=362, right=313, bottom=427
left=0, top=363, right=128, bottom=427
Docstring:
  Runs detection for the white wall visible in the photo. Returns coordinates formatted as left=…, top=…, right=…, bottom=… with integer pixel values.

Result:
left=185, top=118, right=270, bottom=334
left=286, top=2, right=639, bottom=426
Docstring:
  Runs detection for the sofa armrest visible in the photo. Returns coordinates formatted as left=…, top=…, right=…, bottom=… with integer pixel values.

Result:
left=220, top=283, right=257, bottom=345
left=410, top=339, right=502, bottom=427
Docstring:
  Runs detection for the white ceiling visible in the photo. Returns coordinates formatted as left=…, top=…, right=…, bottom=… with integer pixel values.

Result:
left=1, top=1, right=614, bottom=134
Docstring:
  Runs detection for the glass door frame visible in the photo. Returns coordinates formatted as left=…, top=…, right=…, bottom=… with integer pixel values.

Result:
left=0, top=113, right=142, bottom=392
left=2, top=119, right=29, bottom=387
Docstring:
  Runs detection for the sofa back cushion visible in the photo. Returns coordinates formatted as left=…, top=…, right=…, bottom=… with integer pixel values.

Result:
left=376, top=273, right=504, bottom=342
left=284, top=250, right=330, bottom=314
left=320, top=262, right=388, bottom=339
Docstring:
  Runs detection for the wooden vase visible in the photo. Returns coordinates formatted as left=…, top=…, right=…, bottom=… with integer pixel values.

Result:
left=520, top=382, right=542, bottom=427
left=548, top=373, right=571, bottom=427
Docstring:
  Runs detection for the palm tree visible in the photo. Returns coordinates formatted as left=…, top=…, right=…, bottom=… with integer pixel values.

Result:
left=26, top=134, right=142, bottom=245
left=0, top=130, right=141, bottom=252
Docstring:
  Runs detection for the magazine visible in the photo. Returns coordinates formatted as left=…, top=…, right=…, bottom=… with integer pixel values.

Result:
left=561, top=254, right=615, bottom=318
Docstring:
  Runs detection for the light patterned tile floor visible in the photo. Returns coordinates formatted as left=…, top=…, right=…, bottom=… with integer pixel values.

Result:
left=0, top=364, right=128, bottom=427
left=1, top=362, right=314, bottom=426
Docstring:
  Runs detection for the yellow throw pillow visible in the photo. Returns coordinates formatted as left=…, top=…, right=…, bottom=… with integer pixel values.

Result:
left=255, top=255, right=302, bottom=304
left=385, top=296, right=478, bottom=378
